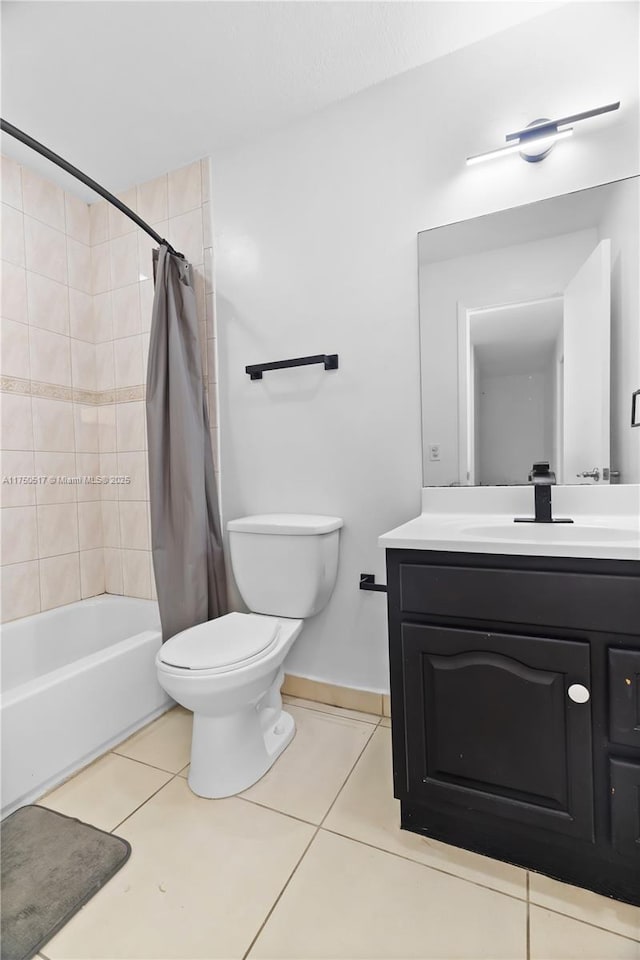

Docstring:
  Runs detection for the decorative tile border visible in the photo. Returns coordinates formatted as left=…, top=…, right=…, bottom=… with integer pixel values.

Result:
left=0, top=377, right=146, bottom=405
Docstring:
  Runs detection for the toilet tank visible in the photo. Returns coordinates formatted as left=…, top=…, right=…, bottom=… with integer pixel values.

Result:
left=227, top=515, right=343, bottom=618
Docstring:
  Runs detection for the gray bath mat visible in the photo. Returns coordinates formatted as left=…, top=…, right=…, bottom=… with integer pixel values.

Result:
left=1, top=804, right=131, bottom=960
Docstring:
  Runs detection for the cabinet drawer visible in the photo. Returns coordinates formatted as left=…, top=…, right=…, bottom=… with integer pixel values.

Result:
left=610, top=760, right=640, bottom=860
left=399, top=563, right=640, bottom=634
left=609, top=649, right=640, bottom=748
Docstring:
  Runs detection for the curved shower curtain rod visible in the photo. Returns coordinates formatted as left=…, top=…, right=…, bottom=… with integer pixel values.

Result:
left=0, top=118, right=184, bottom=259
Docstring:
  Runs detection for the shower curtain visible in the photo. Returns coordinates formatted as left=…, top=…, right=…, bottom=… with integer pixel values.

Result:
left=146, top=245, right=227, bottom=640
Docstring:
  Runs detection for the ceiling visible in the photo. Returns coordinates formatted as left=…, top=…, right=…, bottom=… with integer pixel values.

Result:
left=1, top=1, right=558, bottom=200
left=472, top=298, right=564, bottom=375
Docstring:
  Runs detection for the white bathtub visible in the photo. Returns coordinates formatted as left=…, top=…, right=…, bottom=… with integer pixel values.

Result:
left=1, top=595, right=172, bottom=816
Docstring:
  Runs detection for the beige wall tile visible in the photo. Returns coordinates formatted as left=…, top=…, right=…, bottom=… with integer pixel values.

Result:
left=1, top=559, right=40, bottom=621
left=101, top=500, right=121, bottom=548
left=114, top=335, right=144, bottom=388
left=103, top=546, right=123, bottom=593
left=98, top=404, right=116, bottom=453
left=89, top=201, right=108, bottom=246
left=37, top=502, right=79, bottom=557
left=1, top=156, right=23, bottom=210
left=112, top=284, right=141, bottom=338
left=78, top=500, right=103, bottom=550
left=1, top=393, right=33, bottom=450
left=80, top=547, right=105, bottom=598
left=26, top=271, right=69, bottom=335
left=71, top=338, right=96, bottom=391
left=137, top=175, right=168, bottom=224
left=116, top=401, right=146, bottom=452
left=202, top=201, right=212, bottom=248
left=108, top=189, right=137, bottom=239
left=1, top=203, right=25, bottom=266
left=32, top=397, right=74, bottom=451
left=168, top=161, right=202, bottom=218
left=93, top=291, right=113, bottom=343
left=22, top=168, right=65, bottom=232
left=169, top=208, right=203, bottom=266
left=119, top=500, right=150, bottom=551
left=207, top=337, right=217, bottom=384
left=117, top=451, right=147, bottom=501
left=95, top=341, right=115, bottom=391
left=1, top=317, right=30, bottom=378
left=91, top=241, right=111, bottom=294
left=24, top=216, right=67, bottom=283
left=66, top=237, right=92, bottom=294
left=64, top=193, right=90, bottom=245
left=40, top=552, right=80, bottom=610
left=1, top=261, right=28, bottom=322
left=30, top=327, right=71, bottom=386
left=137, top=221, right=165, bottom=284
left=122, top=548, right=152, bottom=598
left=109, top=233, right=138, bottom=288
left=1, top=450, right=35, bottom=506
left=98, top=452, right=117, bottom=499
left=73, top=403, right=99, bottom=453
left=68, top=289, right=94, bottom=342
left=75, top=452, right=101, bottom=501
left=200, top=158, right=211, bottom=202
left=282, top=674, right=383, bottom=717
left=139, top=278, right=154, bottom=330
left=34, top=451, right=77, bottom=504
left=1, top=505, right=38, bottom=563
left=529, top=906, right=639, bottom=959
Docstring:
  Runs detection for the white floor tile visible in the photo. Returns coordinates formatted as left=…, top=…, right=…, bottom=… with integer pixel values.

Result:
left=249, top=830, right=526, bottom=959
left=39, top=753, right=171, bottom=832
left=324, top=726, right=526, bottom=899
left=529, top=905, right=640, bottom=959
left=45, top=777, right=314, bottom=960
left=240, top=705, right=375, bottom=823
left=529, top=871, right=640, bottom=942
left=114, top=707, right=192, bottom=773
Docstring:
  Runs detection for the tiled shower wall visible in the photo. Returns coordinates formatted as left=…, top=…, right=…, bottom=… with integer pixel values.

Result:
left=1, top=155, right=216, bottom=621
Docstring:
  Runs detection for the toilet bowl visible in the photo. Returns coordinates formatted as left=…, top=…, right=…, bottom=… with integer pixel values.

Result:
left=155, top=514, right=342, bottom=798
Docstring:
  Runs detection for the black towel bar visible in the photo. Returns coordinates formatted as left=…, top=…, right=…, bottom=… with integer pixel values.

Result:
left=359, top=574, right=388, bottom=593
left=245, top=354, right=338, bottom=380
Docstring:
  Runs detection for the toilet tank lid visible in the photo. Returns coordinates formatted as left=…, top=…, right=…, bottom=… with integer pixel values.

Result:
left=227, top=514, right=343, bottom=535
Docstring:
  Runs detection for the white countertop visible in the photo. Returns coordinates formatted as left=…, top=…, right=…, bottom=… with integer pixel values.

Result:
left=378, top=485, right=640, bottom=561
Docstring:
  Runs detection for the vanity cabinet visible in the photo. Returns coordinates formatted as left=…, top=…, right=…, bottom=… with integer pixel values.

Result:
left=385, top=549, right=640, bottom=905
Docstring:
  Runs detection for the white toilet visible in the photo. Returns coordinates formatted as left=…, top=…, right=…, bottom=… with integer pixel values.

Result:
left=156, top=514, right=342, bottom=798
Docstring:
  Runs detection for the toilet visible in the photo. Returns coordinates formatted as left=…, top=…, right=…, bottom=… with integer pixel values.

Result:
left=156, top=514, right=343, bottom=798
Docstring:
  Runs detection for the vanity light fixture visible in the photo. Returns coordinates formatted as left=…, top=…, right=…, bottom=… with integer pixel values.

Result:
left=466, top=101, right=620, bottom=166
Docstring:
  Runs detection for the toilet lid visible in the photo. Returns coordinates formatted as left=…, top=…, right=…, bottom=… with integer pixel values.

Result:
left=159, top=613, right=279, bottom=670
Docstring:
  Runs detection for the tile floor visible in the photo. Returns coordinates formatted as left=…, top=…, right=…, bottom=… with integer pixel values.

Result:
left=34, top=699, right=640, bottom=960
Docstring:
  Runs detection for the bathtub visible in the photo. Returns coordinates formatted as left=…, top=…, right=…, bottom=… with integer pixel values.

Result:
left=1, top=595, right=172, bottom=816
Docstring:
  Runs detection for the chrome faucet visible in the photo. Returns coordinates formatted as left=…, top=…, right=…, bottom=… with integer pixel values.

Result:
left=514, top=461, right=573, bottom=525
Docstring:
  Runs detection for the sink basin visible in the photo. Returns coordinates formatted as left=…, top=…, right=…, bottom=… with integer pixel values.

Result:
left=460, top=523, right=638, bottom=544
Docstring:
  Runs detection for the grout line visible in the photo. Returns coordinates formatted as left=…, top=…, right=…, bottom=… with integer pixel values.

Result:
left=109, top=772, right=178, bottom=834
left=526, top=901, right=640, bottom=945
left=319, top=824, right=529, bottom=906
left=109, top=748, right=179, bottom=778
left=241, top=717, right=377, bottom=960
left=235, top=792, right=317, bottom=828
left=282, top=698, right=381, bottom=725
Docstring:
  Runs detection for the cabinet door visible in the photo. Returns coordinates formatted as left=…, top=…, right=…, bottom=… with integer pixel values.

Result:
left=610, top=760, right=640, bottom=860
left=401, top=624, right=594, bottom=840
left=609, top=649, right=640, bottom=748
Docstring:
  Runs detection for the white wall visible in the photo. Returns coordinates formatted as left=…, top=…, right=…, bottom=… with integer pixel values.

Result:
left=213, top=2, right=639, bottom=692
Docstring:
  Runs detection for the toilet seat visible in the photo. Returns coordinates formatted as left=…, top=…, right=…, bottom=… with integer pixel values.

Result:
left=158, top=612, right=280, bottom=672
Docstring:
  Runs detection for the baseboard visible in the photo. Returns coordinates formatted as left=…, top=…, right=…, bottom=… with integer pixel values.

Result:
left=282, top=674, right=391, bottom=718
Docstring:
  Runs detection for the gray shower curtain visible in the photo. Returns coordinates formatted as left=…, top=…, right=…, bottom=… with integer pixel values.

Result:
left=146, top=245, right=227, bottom=640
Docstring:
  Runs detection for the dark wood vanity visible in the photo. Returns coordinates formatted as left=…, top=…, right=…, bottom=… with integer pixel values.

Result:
left=385, top=548, right=640, bottom=905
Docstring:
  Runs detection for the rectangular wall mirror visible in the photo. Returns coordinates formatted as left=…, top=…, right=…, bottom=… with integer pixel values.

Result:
left=418, top=177, right=639, bottom=486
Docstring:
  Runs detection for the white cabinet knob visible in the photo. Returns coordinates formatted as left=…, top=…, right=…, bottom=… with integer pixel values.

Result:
left=568, top=684, right=590, bottom=703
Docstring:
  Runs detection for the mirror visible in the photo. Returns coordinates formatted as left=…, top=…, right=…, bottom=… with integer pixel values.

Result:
left=418, top=177, right=639, bottom=486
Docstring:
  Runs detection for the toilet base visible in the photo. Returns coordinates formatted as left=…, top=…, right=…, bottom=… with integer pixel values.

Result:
left=187, top=706, right=295, bottom=799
